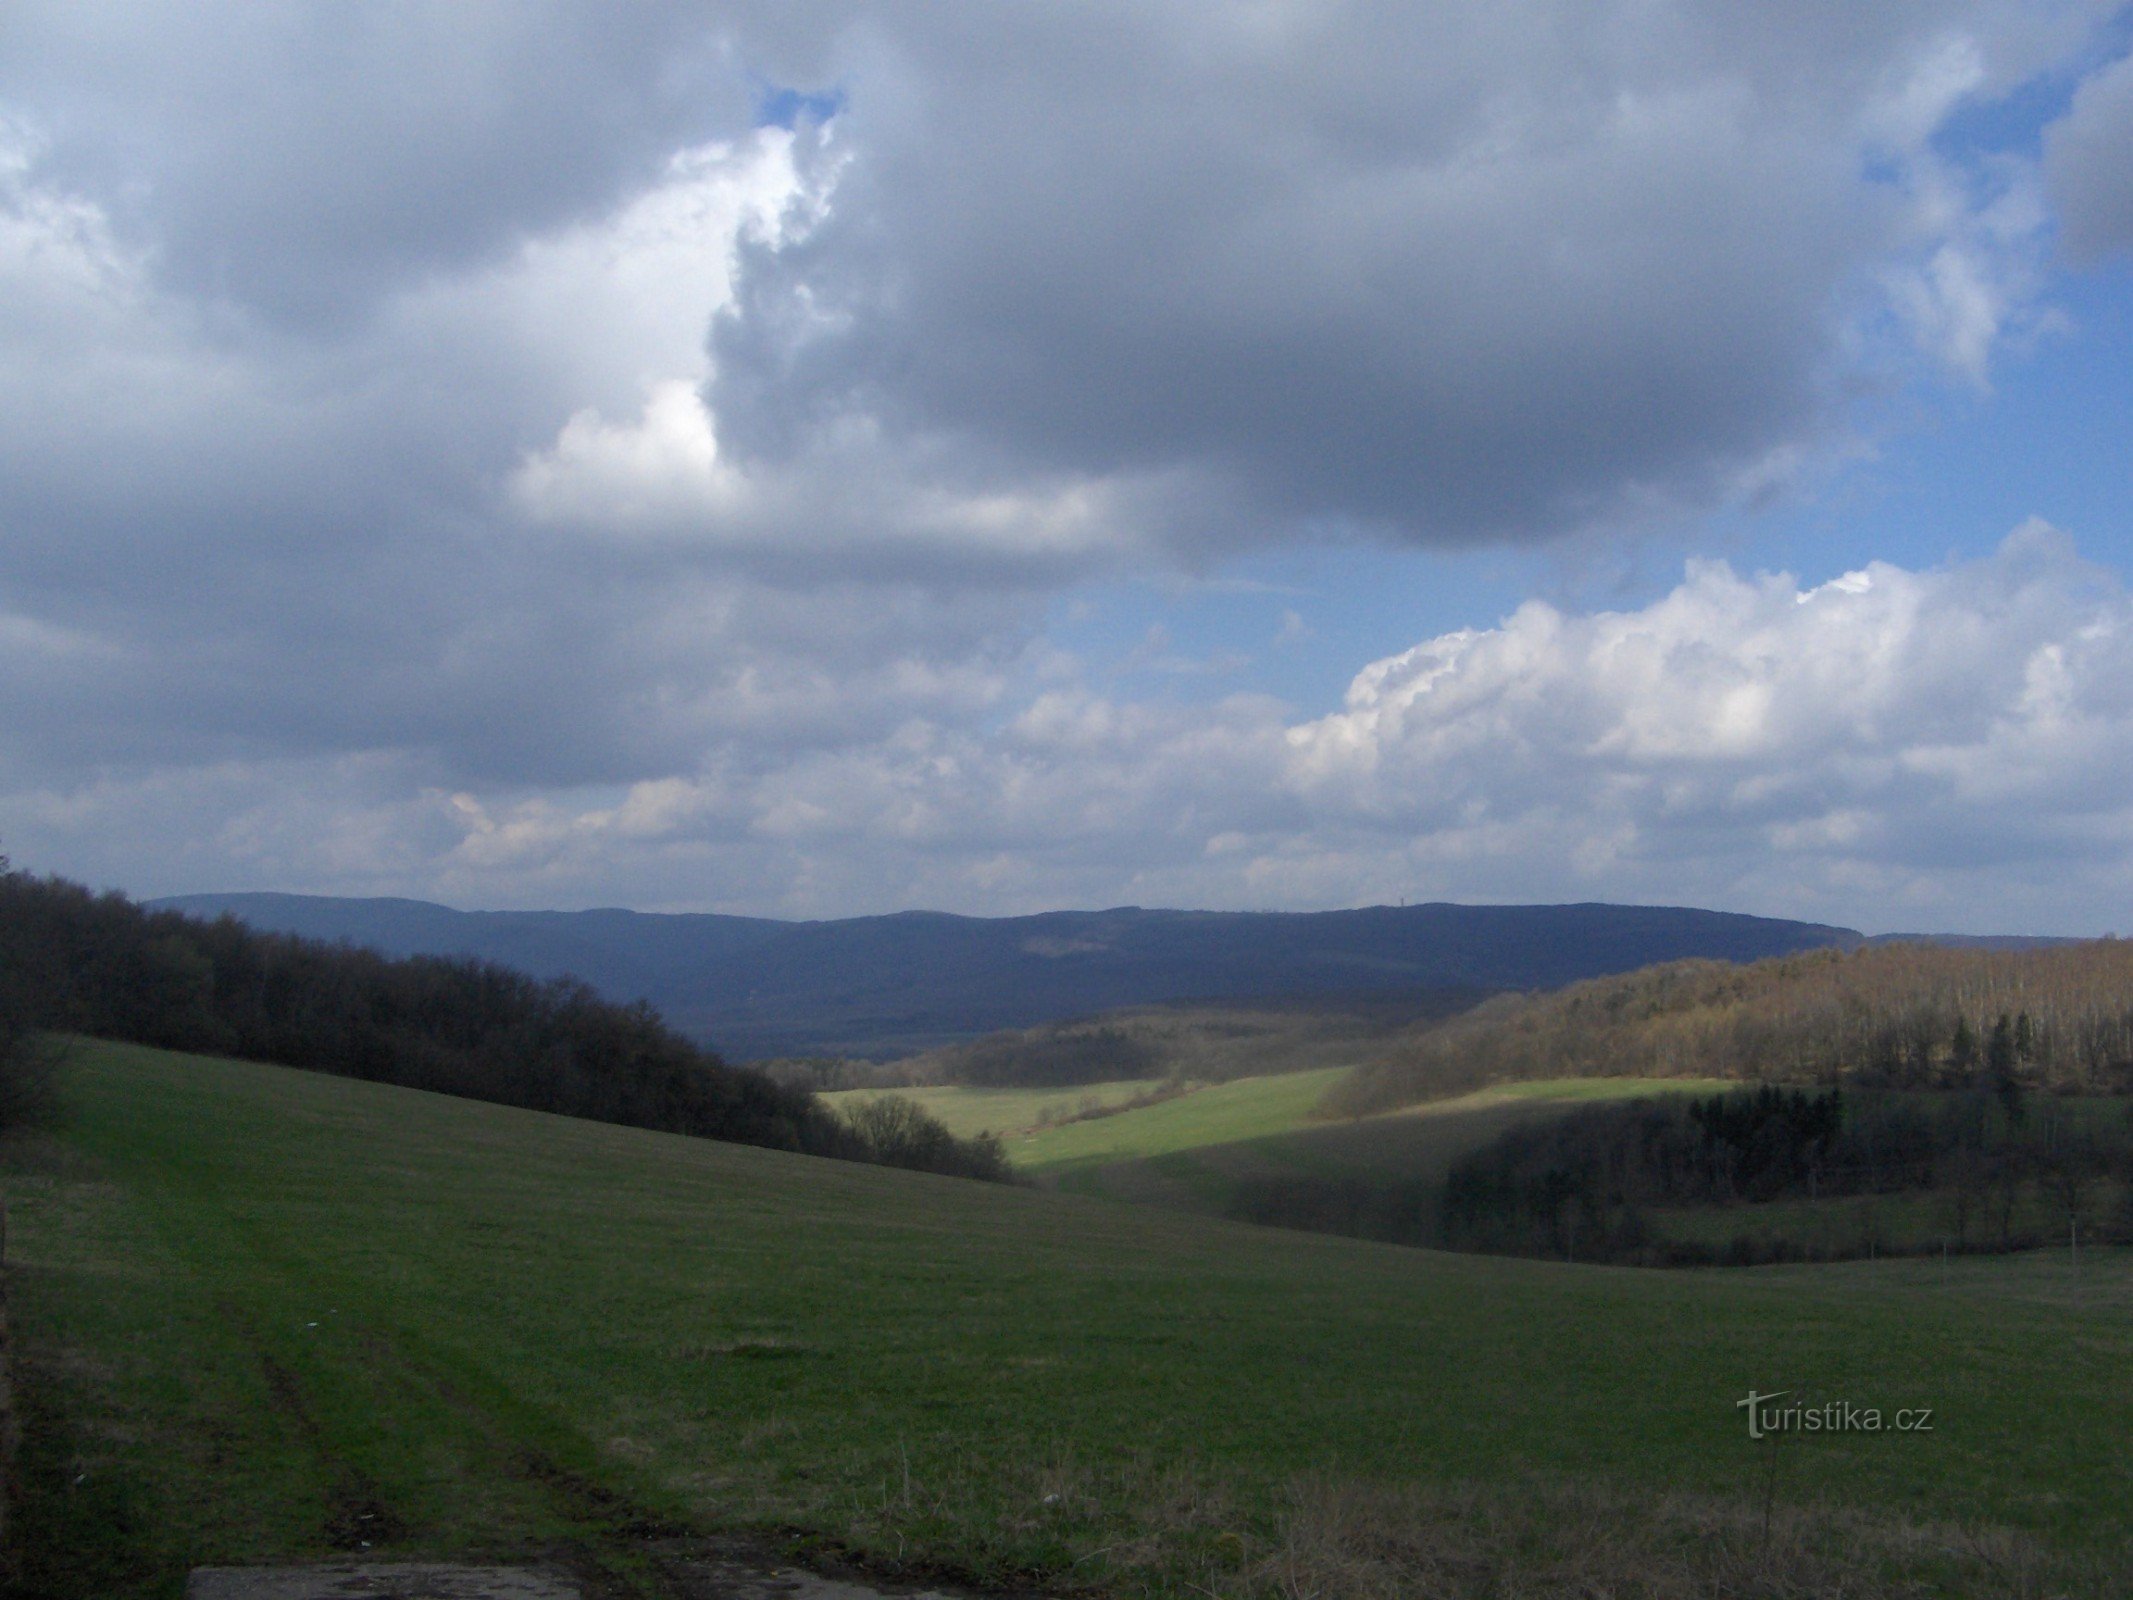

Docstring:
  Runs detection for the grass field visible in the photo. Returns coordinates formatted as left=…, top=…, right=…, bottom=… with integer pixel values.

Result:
left=1006, top=1066, right=1355, bottom=1174
left=8, top=1041, right=2133, bottom=1597
left=827, top=1071, right=1738, bottom=1199
left=1043, top=1075, right=1733, bottom=1208
left=819, top=1078, right=1169, bottom=1140
left=825, top=1068, right=1354, bottom=1172
left=1647, top=1180, right=2133, bottom=1258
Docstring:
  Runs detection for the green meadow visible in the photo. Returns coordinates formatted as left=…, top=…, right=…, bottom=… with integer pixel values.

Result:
left=819, top=1077, right=1170, bottom=1141
left=824, top=1067, right=1354, bottom=1172
left=8, top=1041, right=2132, bottom=1597
left=1647, top=1180, right=2133, bottom=1256
left=1005, top=1066, right=1354, bottom=1173
left=841, top=1065, right=1733, bottom=1216
left=1033, top=1074, right=1734, bottom=1207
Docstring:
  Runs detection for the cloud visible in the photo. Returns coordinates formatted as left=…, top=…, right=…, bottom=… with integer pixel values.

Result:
left=0, top=103, right=1056, bottom=797
left=1283, top=523, right=2133, bottom=881
left=0, top=4, right=760, bottom=325
left=677, top=526, right=2133, bottom=933
left=710, top=4, right=2097, bottom=545
left=3, top=6, right=2131, bottom=934
left=2045, top=47, right=2133, bottom=261
left=22, top=528, right=2133, bottom=934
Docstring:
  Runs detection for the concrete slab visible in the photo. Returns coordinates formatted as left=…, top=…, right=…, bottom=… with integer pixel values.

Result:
left=188, top=1546, right=1035, bottom=1600
left=187, top=1565, right=583, bottom=1600
left=653, top=1555, right=966, bottom=1600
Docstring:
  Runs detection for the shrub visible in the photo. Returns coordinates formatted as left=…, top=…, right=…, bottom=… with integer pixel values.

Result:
left=842, top=1095, right=1013, bottom=1182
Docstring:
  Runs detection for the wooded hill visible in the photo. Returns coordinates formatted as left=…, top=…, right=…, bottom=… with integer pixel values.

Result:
left=772, top=989, right=1491, bottom=1093
left=0, top=863, right=1006, bottom=1180
left=1333, top=939, right=2133, bottom=1117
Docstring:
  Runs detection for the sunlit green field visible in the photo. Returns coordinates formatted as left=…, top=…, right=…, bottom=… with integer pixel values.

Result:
left=1004, top=1066, right=1355, bottom=1173
left=9, top=1041, right=2131, bottom=1597
left=1042, top=1074, right=1733, bottom=1206
left=820, top=1076, right=1168, bottom=1140
left=827, top=1068, right=1354, bottom=1171
left=833, top=1070, right=1738, bottom=1197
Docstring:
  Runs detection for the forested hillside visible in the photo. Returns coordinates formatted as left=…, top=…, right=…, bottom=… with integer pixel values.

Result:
left=0, top=862, right=1004, bottom=1179
left=1335, top=940, right=2133, bottom=1116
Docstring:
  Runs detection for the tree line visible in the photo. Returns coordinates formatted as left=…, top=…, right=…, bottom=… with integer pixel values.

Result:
left=0, top=865, right=57, bottom=1129
left=0, top=859, right=1007, bottom=1181
left=935, top=1022, right=1163, bottom=1087
left=1440, top=1083, right=2131, bottom=1263
left=1332, top=939, right=2133, bottom=1117
left=1234, top=1082, right=2133, bottom=1266
left=757, top=1019, right=1167, bottom=1093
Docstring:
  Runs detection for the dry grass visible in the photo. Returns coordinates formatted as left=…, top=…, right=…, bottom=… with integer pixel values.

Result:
left=1241, top=1477, right=2118, bottom=1600
left=830, top=1446, right=2125, bottom=1600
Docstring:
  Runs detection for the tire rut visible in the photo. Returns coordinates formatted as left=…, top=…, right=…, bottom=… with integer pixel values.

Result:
left=222, top=1302, right=409, bottom=1554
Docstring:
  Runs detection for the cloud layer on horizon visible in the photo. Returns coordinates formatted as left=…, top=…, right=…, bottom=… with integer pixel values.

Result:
left=15, top=531, right=2133, bottom=935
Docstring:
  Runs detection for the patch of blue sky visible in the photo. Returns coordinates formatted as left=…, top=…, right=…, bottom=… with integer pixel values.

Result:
left=1043, top=541, right=1550, bottom=715
left=751, top=81, right=845, bottom=129
left=1932, top=8, right=2133, bottom=164
left=1728, top=268, right=2133, bottom=584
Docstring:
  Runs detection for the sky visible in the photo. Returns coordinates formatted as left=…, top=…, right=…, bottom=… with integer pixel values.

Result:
left=3, top=2, right=2132, bottom=935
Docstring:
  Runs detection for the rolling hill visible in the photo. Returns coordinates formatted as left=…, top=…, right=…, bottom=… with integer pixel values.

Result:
left=7, top=1039, right=2128, bottom=1597
left=150, top=894, right=1862, bottom=1059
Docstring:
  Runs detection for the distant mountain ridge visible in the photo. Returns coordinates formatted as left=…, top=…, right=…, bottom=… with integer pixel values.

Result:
left=150, top=893, right=1867, bottom=1061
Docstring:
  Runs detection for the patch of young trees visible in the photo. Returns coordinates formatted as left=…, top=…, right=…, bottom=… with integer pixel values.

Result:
left=1333, top=939, right=2133, bottom=1117
left=0, top=861, right=1007, bottom=1180
left=933, top=1021, right=1163, bottom=1087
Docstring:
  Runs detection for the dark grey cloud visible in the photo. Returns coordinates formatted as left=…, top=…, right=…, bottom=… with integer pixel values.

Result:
left=0, top=77, right=1023, bottom=796
left=0, top=2, right=759, bottom=325
left=710, top=3, right=2098, bottom=544
left=2045, top=46, right=2133, bottom=259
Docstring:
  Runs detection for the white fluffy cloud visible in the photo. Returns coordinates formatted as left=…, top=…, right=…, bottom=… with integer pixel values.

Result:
left=1278, top=523, right=2133, bottom=908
